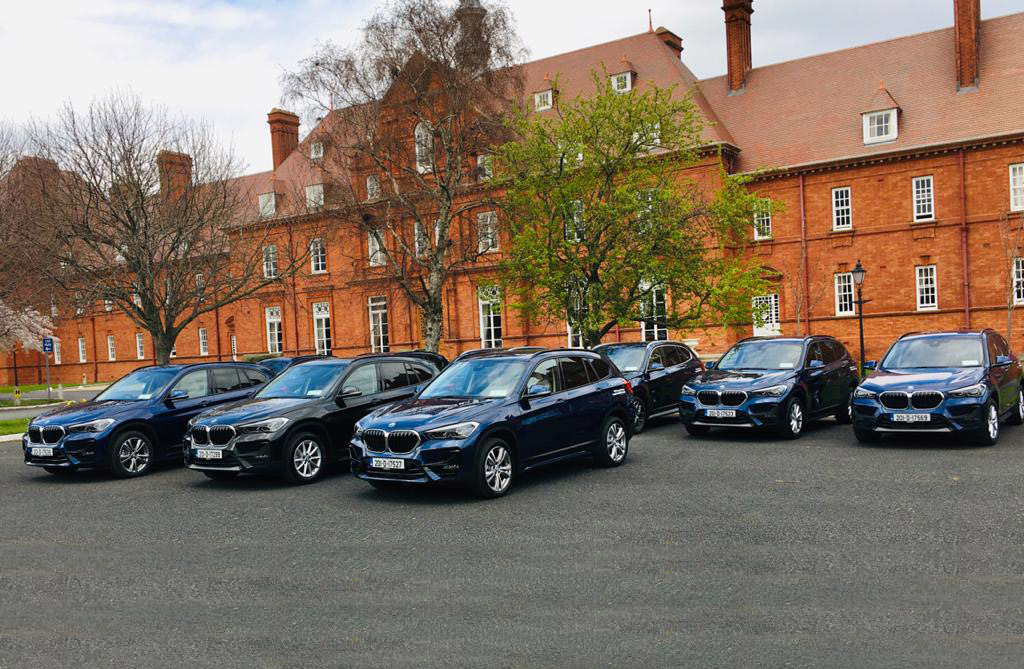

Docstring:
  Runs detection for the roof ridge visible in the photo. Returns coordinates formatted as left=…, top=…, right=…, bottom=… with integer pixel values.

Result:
left=525, top=32, right=659, bottom=68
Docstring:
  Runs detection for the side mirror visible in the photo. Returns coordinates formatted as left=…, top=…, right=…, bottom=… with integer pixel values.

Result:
left=996, top=355, right=1012, bottom=365
left=705, top=361, right=716, bottom=370
left=863, top=360, right=877, bottom=371
left=340, top=386, right=362, bottom=398
left=526, top=384, right=552, bottom=398
left=167, top=389, right=189, bottom=404
left=808, top=359, right=825, bottom=369
left=648, top=362, right=665, bottom=372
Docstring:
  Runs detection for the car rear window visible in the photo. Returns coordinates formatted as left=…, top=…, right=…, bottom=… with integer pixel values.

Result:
left=589, top=357, right=612, bottom=379
left=212, top=368, right=243, bottom=393
left=560, top=357, right=591, bottom=390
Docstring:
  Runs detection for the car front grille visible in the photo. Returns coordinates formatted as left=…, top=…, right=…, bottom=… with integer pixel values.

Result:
left=879, top=392, right=910, bottom=410
left=209, top=426, right=235, bottom=446
left=363, top=429, right=387, bottom=452
left=362, top=429, right=420, bottom=453
left=697, top=391, right=720, bottom=406
left=910, top=392, right=943, bottom=410
left=720, top=391, right=747, bottom=407
left=28, top=426, right=41, bottom=442
left=879, top=391, right=944, bottom=410
left=191, top=426, right=210, bottom=445
left=41, top=426, right=65, bottom=444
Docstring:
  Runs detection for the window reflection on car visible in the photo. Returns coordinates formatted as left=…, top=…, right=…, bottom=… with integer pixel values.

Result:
left=717, top=341, right=804, bottom=371
left=257, top=361, right=350, bottom=399
left=419, top=359, right=528, bottom=399
left=881, top=336, right=984, bottom=369
left=94, top=368, right=180, bottom=401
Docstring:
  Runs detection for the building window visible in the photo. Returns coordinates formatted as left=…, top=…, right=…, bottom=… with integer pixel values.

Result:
left=567, top=324, right=584, bottom=349
left=477, top=211, right=499, bottom=253
left=611, top=71, right=632, bottom=93
left=414, top=122, right=433, bottom=173
left=258, top=192, right=276, bottom=217
left=642, top=286, right=668, bottom=342
left=53, top=340, right=61, bottom=365
left=753, top=201, right=772, bottom=240
left=198, top=328, right=209, bottom=356
left=366, top=175, right=381, bottom=201
left=863, top=109, right=897, bottom=144
left=104, top=299, right=113, bottom=312
left=477, top=154, right=493, bottom=182
left=832, top=187, right=852, bottom=230
left=913, top=176, right=935, bottom=221
left=313, top=301, right=332, bottom=355
left=368, top=230, right=386, bottom=267
left=106, top=335, right=116, bottom=361
left=916, top=265, right=937, bottom=311
left=263, top=244, right=278, bottom=278
left=170, top=343, right=176, bottom=358
left=136, top=333, right=145, bottom=360
left=368, top=296, right=389, bottom=353
left=265, top=306, right=283, bottom=354
left=834, top=272, right=855, bottom=316
left=309, top=141, right=324, bottom=161
left=230, top=335, right=238, bottom=361
left=1011, top=164, right=1024, bottom=212
left=310, top=238, right=327, bottom=274
left=50, top=299, right=58, bottom=318
left=305, top=183, right=324, bottom=209
left=478, top=286, right=503, bottom=348
left=752, top=294, right=781, bottom=336
left=78, top=337, right=87, bottom=363
left=565, top=200, right=585, bottom=242
left=534, top=90, right=553, bottom=112
left=1014, top=258, right=1024, bottom=306
left=415, top=222, right=430, bottom=257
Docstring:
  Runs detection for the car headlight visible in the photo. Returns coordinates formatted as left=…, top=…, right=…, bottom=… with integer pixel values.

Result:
left=187, top=417, right=198, bottom=427
left=853, top=386, right=877, bottom=399
left=423, top=422, right=479, bottom=440
left=948, top=383, right=985, bottom=398
left=750, top=384, right=788, bottom=398
left=236, top=417, right=290, bottom=434
left=67, top=418, right=116, bottom=433
left=680, top=385, right=696, bottom=396
left=353, top=421, right=365, bottom=438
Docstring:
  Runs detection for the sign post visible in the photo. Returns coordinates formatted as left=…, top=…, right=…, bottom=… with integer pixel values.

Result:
left=42, top=338, right=53, bottom=401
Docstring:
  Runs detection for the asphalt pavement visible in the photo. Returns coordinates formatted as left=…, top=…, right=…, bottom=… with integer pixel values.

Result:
left=3, top=416, right=1024, bottom=668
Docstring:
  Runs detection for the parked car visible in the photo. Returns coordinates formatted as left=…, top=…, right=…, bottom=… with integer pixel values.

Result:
left=357, top=349, right=448, bottom=372
left=594, top=341, right=703, bottom=433
left=22, top=363, right=270, bottom=477
left=850, top=329, right=1024, bottom=445
left=350, top=349, right=633, bottom=498
left=678, top=336, right=858, bottom=439
left=258, top=355, right=330, bottom=377
left=184, top=354, right=438, bottom=484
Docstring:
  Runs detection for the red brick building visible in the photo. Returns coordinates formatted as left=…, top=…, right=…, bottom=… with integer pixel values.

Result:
left=5, top=0, right=1024, bottom=385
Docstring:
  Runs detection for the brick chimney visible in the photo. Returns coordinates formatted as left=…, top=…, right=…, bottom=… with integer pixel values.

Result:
left=267, top=109, right=300, bottom=170
left=654, top=27, right=683, bottom=59
left=953, top=0, right=981, bottom=91
left=156, top=151, right=192, bottom=200
left=723, top=0, right=753, bottom=93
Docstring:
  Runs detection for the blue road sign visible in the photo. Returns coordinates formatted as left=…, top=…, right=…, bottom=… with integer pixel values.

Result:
left=42, top=337, right=54, bottom=353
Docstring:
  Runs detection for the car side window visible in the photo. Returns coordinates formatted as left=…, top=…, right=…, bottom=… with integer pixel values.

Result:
left=675, top=346, right=692, bottom=364
left=212, top=368, right=242, bottom=394
left=243, top=368, right=269, bottom=387
left=343, top=364, right=379, bottom=396
left=987, top=336, right=1001, bottom=364
left=648, top=347, right=668, bottom=369
left=662, top=346, right=682, bottom=367
left=380, top=361, right=413, bottom=390
left=827, top=341, right=847, bottom=362
left=526, top=359, right=560, bottom=394
left=560, top=356, right=591, bottom=390
left=407, top=364, right=434, bottom=384
left=805, top=343, right=825, bottom=367
left=589, top=357, right=612, bottom=380
left=172, top=370, right=210, bottom=399
left=819, top=342, right=838, bottom=364
left=993, top=334, right=1010, bottom=358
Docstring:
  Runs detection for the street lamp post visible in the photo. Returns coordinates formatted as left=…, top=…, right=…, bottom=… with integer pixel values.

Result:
left=851, top=259, right=868, bottom=377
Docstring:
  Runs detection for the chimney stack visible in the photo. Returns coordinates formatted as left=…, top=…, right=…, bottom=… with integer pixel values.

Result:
left=455, top=0, right=490, bottom=71
left=953, top=0, right=981, bottom=91
left=654, top=27, right=683, bottom=59
left=156, top=151, right=192, bottom=200
left=267, top=109, right=300, bottom=171
left=723, top=0, right=753, bottom=93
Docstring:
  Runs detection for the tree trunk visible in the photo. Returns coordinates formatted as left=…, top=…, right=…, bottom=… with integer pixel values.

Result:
left=420, top=301, right=444, bottom=353
left=153, top=331, right=175, bottom=365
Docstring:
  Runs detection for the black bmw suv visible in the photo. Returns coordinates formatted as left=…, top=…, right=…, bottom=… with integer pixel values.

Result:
left=594, top=341, right=703, bottom=433
left=184, top=354, right=437, bottom=484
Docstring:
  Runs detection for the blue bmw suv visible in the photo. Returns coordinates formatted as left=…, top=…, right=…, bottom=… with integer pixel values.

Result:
left=851, top=330, right=1024, bottom=445
left=350, top=349, right=634, bottom=498
left=23, top=363, right=270, bottom=477
left=678, top=336, right=858, bottom=439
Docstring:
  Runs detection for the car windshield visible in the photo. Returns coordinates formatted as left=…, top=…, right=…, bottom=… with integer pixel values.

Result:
left=882, top=336, right=985, bottom=369
left=599, top=346, right=646, bottom=373
left=261, top=358, right=291, bottom=376
left=94, top=368, right=180, bottom=401
left=717, top=341, right=805, bottom=371
left=256, top=362, right=349, bottom=399
left=419, top=359, right=527, bottom=400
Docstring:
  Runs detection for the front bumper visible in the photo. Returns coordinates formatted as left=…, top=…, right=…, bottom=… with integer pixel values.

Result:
left=851, top=396, right=988, bottom=434
left=23, top=431, right=112, bottom=469
left=677, top=394, right=786, bottom=429
left=183, top=430, right=284, bottom=473
left=349, top=433, right=476, bottom=485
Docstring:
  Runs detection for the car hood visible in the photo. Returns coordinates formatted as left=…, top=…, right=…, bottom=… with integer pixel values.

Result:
left=861, top=367, right=985, bottom=392
left=693, top=368, right=797, bottom=390
left=30, top=400, right=142, bottom=426
left=195, top=397, right=315, bottom=426
left=362, top=397, right=500, bottom=430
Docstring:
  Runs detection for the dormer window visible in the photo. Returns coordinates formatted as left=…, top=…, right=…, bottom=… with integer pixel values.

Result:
left=309, top=141, right=324, bottom=161
left=611, top=71, right=632, bottom=93
left=366, top=175, right=381, bottom=201
left=258, top=192, right=276, bottom=217
left=534, top=90, right=553, bottom=112
left=862, top=109, right=898, bottom=144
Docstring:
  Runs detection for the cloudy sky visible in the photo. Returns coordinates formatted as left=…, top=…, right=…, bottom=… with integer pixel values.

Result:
left=2, top=0, right=1019, bottom=173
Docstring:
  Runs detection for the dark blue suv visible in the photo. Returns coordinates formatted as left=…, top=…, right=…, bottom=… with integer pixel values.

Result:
left=851, top=330, right=1024, bottom=445
left=678, top=336, right=858, bottom=439
left=350, top=349, right=633, bottom=498
left=594, top=341, right=703, bottom=433
left=23, top=363, right=270, bottom=477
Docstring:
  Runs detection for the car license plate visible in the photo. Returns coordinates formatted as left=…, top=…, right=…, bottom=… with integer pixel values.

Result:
left=31, top=447, right=54, bottom=457
left=893, top=414, right=930, bottom=423
left=196, top=449, right=222, bottom=459
left=371, top=457, right=405, bottom=470
left=706, top=410, right=736, bottom=418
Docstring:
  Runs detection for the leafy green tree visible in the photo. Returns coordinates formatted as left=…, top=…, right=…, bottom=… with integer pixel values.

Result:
left=495, top=73, right=770, bottom=347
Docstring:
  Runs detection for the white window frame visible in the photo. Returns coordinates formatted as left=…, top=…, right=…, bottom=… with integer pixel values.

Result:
left=263, top=244, right=278, bottom=278
left=477, top=211, right=499, bottom=254
left=832, top=187, right=852, bottom=230
left=566, top=200, right=584, bottom=242
left=369, top=230, right=386, bottom=267
left=310, top=238, right=327, bottom=274
left=611, top=71, right=632, bottom=93
left=50, top=299, right=58, bottom=318
left=642, top=285, right=668, bottom=342
left=477, top=154, right=493, bottom=182
left=53, top=340, right=61, bottom=365
left=1014, top=257, right=1024, bottom=306
left=136, top=333, right=145, bottom=360
left=478, top=286, right=503, bottom=349
left=834, top=272, right=855, bottom=316
left=305, top=183, right=324, bottom=209
left=913, top=176, right=935, bottom=222
left=198, top=327, right=209, bottom=356
left=753, top=201, right=772, bottom=240
left=312, top=301, right=332, bottom=355
left=106, top=335, right=116, bottom=361
left=752, top=294, right=781, bottom=336
left=567, top=323, right=584, bottom=349
left=862, top=109, right=898, bottom=144
left=78, top=337, right=87, bottom=363
left=366, top=175, right=381, bottom=201
left=368, top=296, right=389, bottom=353
left=1010, top=164, right=1024, bottom=212
left=104, top=299, right=113, bottom=312
left=258, top=192, right=276, bottom=218
left=309, top=141, right=324, bottom=161
left=265, top=306, right=283, bottom=354
left=170, top=343, right=177, bottom=358
left=230, top=335, right=238, bottom=361
left=915, top=265, right=938, bottom=311
left=533, top=90, right=553, bottom=112
left=415, top=122, right=434, bottom=174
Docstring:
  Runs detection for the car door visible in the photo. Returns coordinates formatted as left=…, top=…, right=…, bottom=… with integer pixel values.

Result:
left=558, top=355, right=603, bottom=446
left=518, top=358, right=572, bottom=462
left=993, top=333, right=1022, bottom=410
left=827, top=341, right=857, bottom=407
left=644, top=346, right=673, bottom=411
left=818, top=340, right=847, bottom=410
left=152, top=369, right=214, bottom=455
left=662, top=345, right=700, bottom=411
left=987, top=333, right=1013, bottom=412
left=801, top=342, right=830, bottom=414
left=332, top=362, right=384, bottom=443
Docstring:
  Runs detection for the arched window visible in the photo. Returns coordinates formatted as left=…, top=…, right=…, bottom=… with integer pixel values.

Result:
left=414, top=122, right=434, bottom=173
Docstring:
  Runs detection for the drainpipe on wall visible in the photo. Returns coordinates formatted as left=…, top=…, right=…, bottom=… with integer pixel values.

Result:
left=287, top=222, right=300, bottom=354
left=959, top=150, right=972, bottom=328
left=90, top=316, right=99, bottom=383
left=799, top=173, right=810, bottom=335
left=214, top=305, right=223, bottom=361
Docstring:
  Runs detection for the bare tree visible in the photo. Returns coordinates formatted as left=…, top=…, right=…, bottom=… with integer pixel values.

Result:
left=22, top=93, right=315, bottom=363
left=784, top=255, right=832, bottom=335
left=997, top=208, right=1024, bottom=340
left=281, top=0, right=525, bottom=352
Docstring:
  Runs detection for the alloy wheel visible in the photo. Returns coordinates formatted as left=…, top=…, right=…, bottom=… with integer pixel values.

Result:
left=606, top=421, right=627, bottom=462
left=293, top=439, right=323, bottom=479
left=987, top=404, right=999, bottom=441
left=118, top=437, right=150, bottom=474
left=483, top=445, right=512, bottom=493
left=789, top=402, right=804, bottom=435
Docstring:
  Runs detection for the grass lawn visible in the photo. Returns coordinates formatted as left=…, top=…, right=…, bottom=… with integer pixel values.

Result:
left=0, top=384, right=50, bottom=395
left=0, top=399, right=59, bottom=408
left=0, top=418, right=29, bottom=436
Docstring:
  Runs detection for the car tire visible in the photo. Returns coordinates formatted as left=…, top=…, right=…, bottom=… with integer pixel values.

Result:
left=630, top=396, right=648, bottom=434
left=593, top=415, right=629, bottom=468
left=1008, top=387, right=1024, bottom=426
left=43, top=466, right=75, bottom=476
left=975, top=401, right=1000, bottom=446
left=202, top=470, right=238, bottom=481
left=777, top=397, right=805, bottom=440
left=108, top=430, right=154, bottom=478
left=684, top=422, right=711, bottom=436
left=282, top=432, right=325, bottom=485
left=835, top=388, right=855, bottom=424
left=853, top=426, right=880, bottom=443
left=470, top=437, right=515, bottom=499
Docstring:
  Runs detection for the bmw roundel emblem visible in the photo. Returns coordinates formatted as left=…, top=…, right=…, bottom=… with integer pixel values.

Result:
left=388, top=422, right=396, bottom=428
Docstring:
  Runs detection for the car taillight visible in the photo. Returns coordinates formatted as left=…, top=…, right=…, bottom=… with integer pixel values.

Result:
left=623, top=380, right=633, bottom=395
